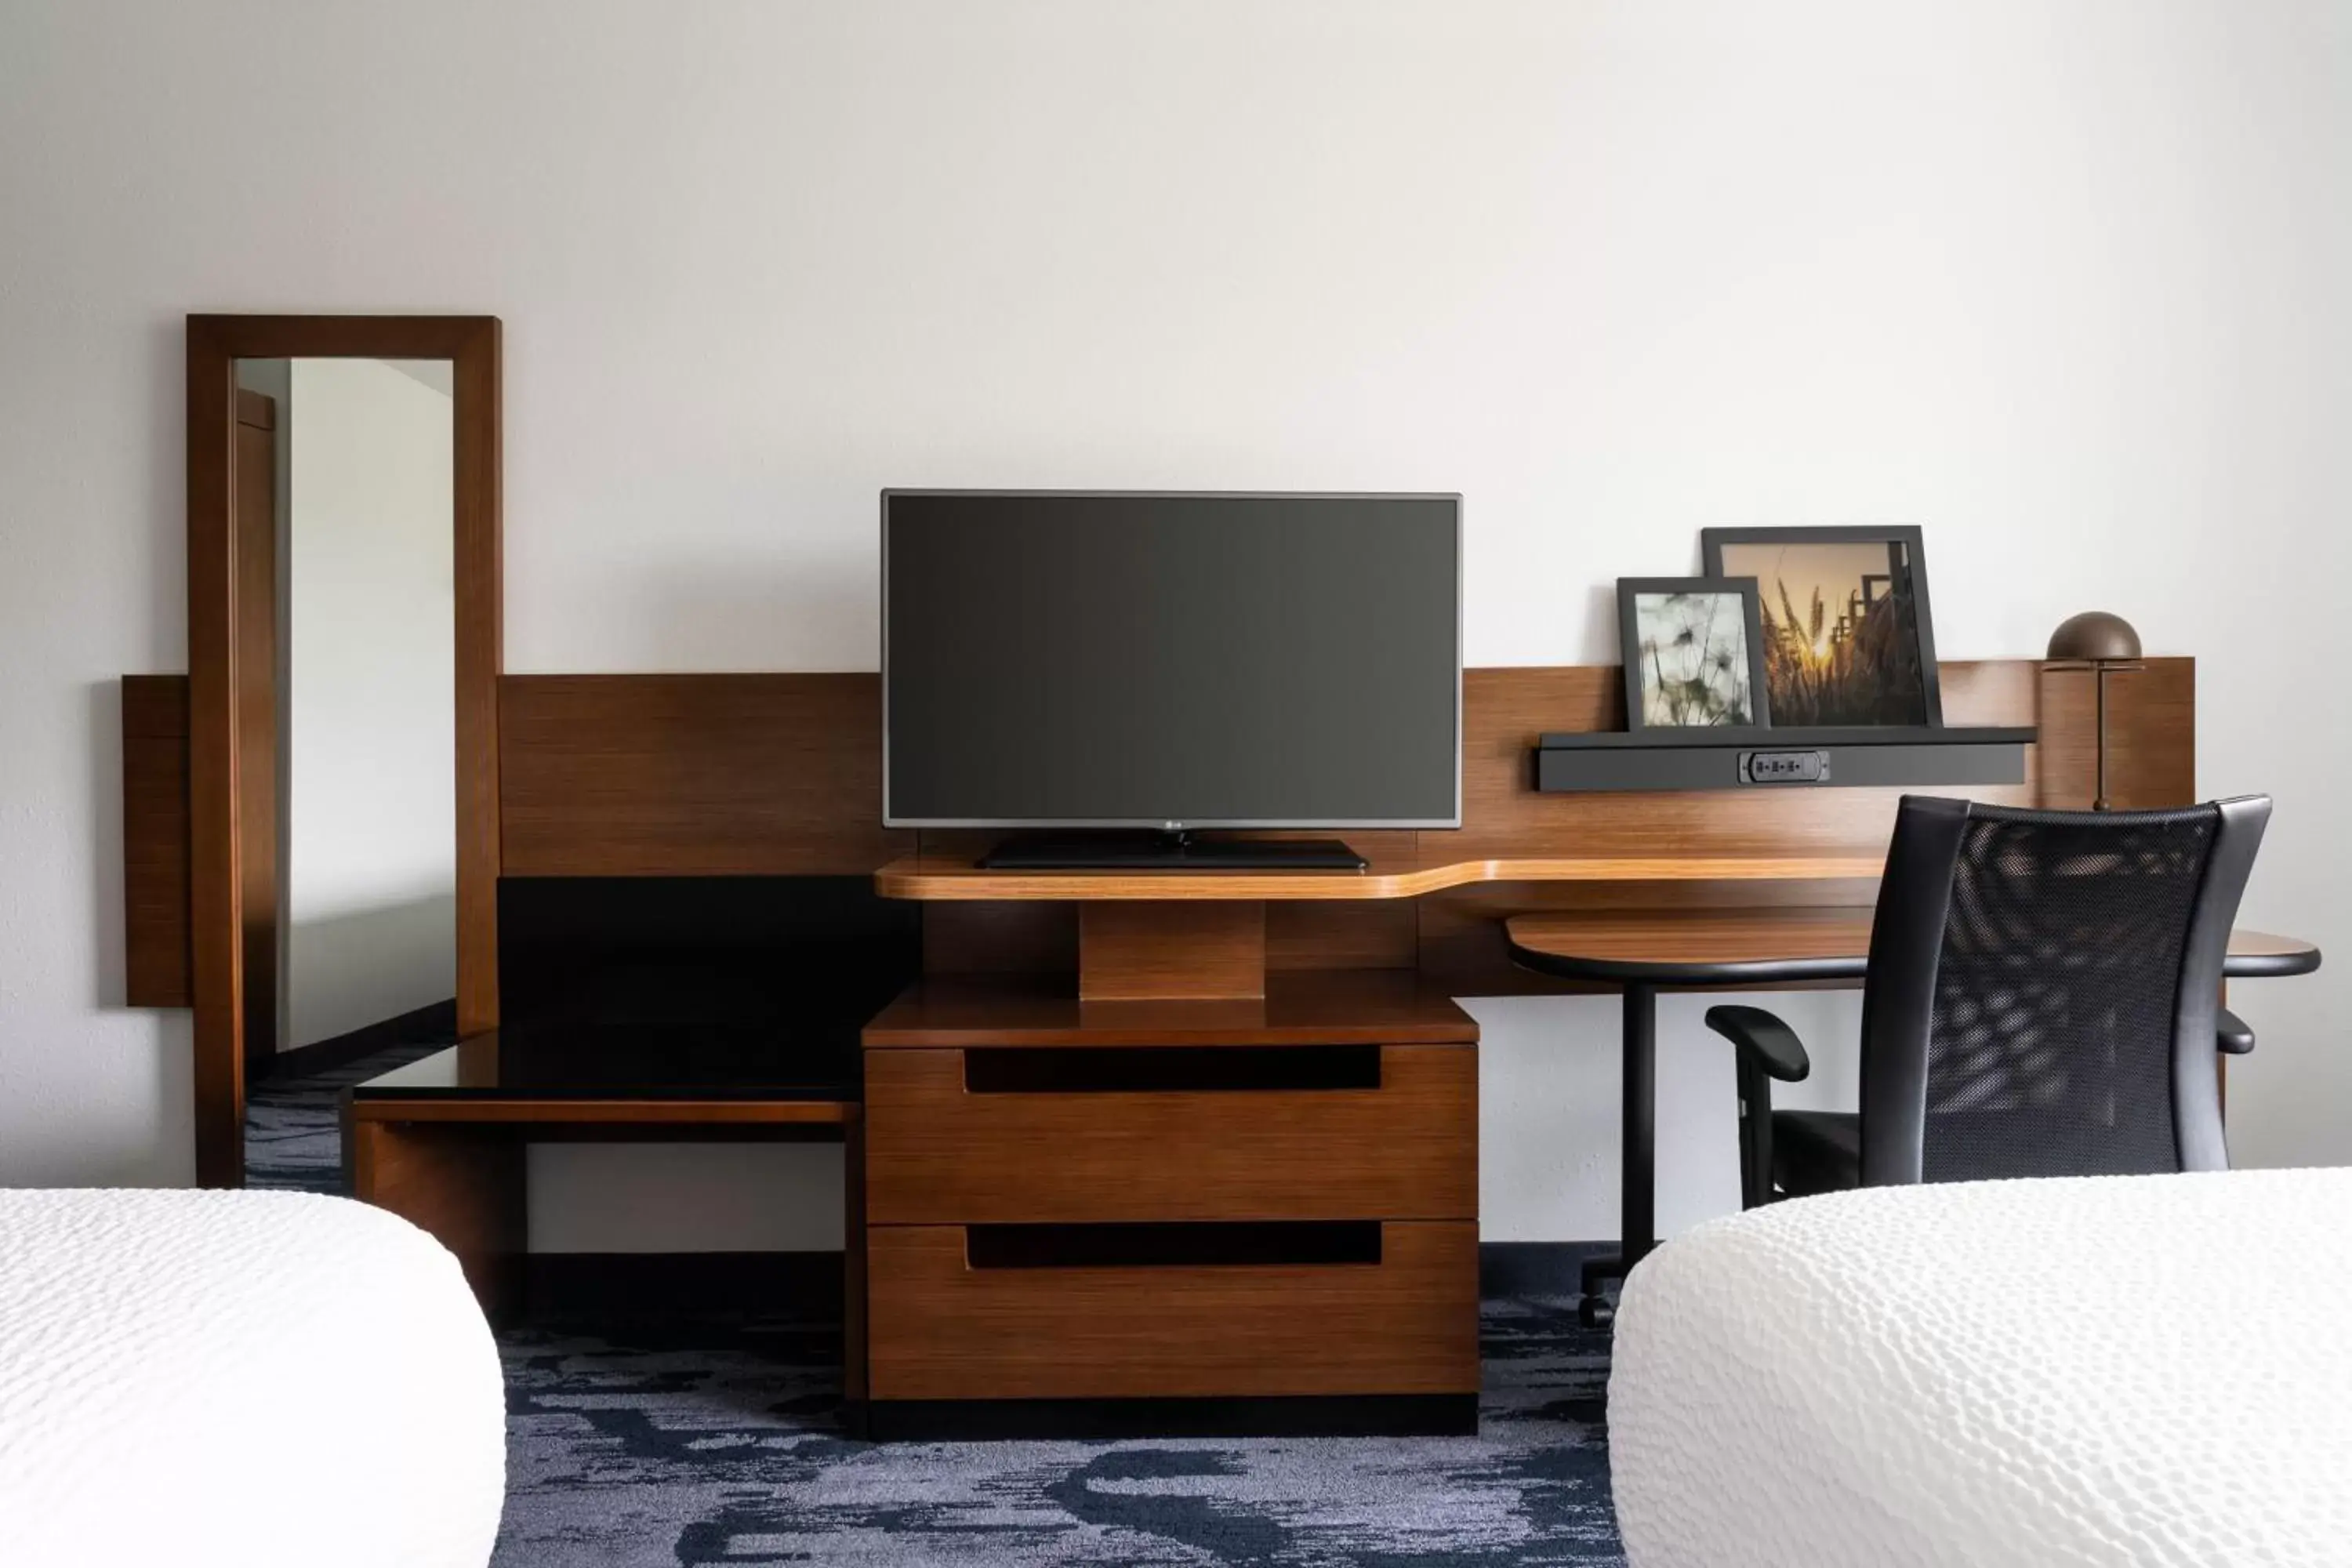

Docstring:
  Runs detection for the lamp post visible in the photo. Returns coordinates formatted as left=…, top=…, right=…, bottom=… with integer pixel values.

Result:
left=2045, top=612, right=2143, bottom=811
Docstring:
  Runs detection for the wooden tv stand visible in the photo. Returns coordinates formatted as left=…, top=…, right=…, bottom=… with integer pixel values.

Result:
left=859, top=858, right=1485, bottom=1437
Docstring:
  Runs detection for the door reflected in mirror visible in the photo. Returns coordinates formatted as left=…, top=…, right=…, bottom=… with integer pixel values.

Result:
left=231, top=358, right=457, bottom=1097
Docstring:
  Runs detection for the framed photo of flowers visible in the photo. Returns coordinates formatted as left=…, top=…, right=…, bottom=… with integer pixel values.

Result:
left=1700, top=525, right=1941, bottom=728
left=1617, top=577, right=1771, bottom=730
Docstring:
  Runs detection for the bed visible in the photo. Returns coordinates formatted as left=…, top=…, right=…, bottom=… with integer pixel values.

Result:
left=1609, top=1168, right=2352, bottom=1567
left=0, top=1188, right=505, bottom=1566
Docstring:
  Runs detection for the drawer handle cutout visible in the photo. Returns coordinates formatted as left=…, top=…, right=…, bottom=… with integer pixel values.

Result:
left=966, top=1221, right=1383, bottom=1270
left=964, top=1045, right=1380, bottom=1094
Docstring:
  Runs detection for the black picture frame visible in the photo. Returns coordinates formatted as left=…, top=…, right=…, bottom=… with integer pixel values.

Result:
left=1616, top=576, right=1772, bottom=731
left=1700, top=524, right=1944, bottom=728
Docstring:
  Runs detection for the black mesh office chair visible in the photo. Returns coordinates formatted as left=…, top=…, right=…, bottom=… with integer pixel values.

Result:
left=1711, top=794, right=2270, bottom=1205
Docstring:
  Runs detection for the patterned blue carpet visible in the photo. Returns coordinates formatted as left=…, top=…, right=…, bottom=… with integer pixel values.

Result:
left=249, top=1054, right=1625, bottom=1566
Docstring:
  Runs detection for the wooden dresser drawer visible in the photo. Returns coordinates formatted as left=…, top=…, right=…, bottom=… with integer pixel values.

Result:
left=864, top=1043, right=1475, bottom=1223
left=865, top=1220, right=1479, bottom=1400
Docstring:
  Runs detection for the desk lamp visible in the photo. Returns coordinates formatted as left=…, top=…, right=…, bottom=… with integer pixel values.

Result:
left=2045, top=612, right=2143, bottom=811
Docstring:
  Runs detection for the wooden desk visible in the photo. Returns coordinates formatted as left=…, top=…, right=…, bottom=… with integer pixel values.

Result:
left=1506, top=912, right=2324, bottom=1324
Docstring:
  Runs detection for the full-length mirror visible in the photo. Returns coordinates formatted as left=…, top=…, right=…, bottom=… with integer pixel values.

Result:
left=187, top=316, right=499, bottom=1186
left=229, top=358, right=458, bottom=1180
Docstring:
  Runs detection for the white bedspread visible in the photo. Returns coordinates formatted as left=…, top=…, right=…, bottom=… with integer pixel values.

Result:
left=0, top=1189, right=504, bottom=1567
left=1610, top=1168, right=2352, bottom=1568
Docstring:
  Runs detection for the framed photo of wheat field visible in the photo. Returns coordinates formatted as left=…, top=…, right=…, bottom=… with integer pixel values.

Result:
left=1617, top=577, right=1771, bottom=729
left=1701, top=525, right=1943, bottom=728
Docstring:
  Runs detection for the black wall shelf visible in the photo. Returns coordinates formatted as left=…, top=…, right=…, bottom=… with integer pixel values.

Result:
left=1531, top=726, right=2034, bottom=794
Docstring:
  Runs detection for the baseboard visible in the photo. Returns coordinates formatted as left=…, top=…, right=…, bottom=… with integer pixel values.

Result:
left=857, top=1394, right=1479, bottom=1442
left=256, top=998, right=456, bottom=1082
left=1478, top=1240, right=1618, bottom=1298
left=517, top=1243, right=1607, bottom=1321
left=524, top=1250, right=846, bottom=1318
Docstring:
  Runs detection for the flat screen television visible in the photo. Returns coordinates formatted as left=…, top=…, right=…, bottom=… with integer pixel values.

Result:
left=882, top=491, right=1460, bottom=865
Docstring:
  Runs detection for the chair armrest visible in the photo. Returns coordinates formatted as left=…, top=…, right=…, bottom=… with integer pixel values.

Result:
left=2216, top=1007, right=2256, bottom=1055
left=1704, top=1004, right=1811, bottom=1082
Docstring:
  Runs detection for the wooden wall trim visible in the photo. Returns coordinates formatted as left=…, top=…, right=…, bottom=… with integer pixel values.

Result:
left=186, top=316, right=240, bottom=1186
left=186, top=314, right=501, bottom=1187
left=452, top=319, right=503, bottom=1037
left=122, top=675, right=192, bottom=1007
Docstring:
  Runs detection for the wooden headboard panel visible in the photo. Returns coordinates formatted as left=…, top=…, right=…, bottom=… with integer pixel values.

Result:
left=493, top=659, right=2192, bottom=877
left=1450, top=660, right=2051, bottom=863
left=1413, top=658, right=2192, bottom=987
left=119, top=658, right=2196, bottom=1006
left=122, top=676, right=194, bottom=1007
left=499, top=673, right=912, bottom=877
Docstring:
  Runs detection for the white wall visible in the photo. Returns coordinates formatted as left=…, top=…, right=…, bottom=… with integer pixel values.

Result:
left=283, top=358, right=457, bottom=1047
left=1, top=3, right=2343, bottom=1242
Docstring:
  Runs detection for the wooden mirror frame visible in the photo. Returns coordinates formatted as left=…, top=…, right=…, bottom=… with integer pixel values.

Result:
left=185, top=315, right=502, bottom=1186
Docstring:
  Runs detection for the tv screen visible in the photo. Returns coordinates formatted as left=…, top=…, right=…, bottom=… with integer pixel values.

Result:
left=883, top=492, right=1461, bottom=829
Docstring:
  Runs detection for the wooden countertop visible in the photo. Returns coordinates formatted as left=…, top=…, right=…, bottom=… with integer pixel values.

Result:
left=875, top=853, right=1889, bottom=902
left=1507, top=909, right=2322, bottom=985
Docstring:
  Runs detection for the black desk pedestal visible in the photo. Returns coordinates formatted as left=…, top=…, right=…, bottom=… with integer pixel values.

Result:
left=1576, top=983, right=1655, bottom=1327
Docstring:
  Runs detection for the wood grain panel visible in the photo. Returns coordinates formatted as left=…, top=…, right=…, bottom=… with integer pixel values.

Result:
left=186, top=315, right=242, bottom=1185
left=1504, top=913, right=2307, bottom=981
left=1416, top=876, right=1886, bottom=995
left=1269, top=901, right=1418, bottom=971
left=1939, top=658, right=2042, bottom=728
left=2226, top=931, right=2325, bottom=965
left=877, top=851, right=1888, bottom=901
left=1079, top=901, right=1265, bottom=1000
left=1440, top=662, right=2043, bottom=866
left=865, top=1044, right=1476, bottom=1223
left=1509, top=906, right=1878, bottom=974
left=2036, top=658, right=2194, bottom=811
left=122, top=676, right=193, bottom=1007
left=500, top=673, right=913, bottom=877
left=347, top=1120, right=526, bottom=1319
left=234, top=397, right=278, bottom=1059
left=865, top=1221, right=1479, bottom=1399
left=921, top=902, right=1076, bottom=975
left=452, top=318, right=503, bottom=1036
left=844, top=1115, right=868, bottom=1403
left=866, top=972, right=1479, bottom=1048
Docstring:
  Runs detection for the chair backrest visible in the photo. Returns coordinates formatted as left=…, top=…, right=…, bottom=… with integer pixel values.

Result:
left=1857, top=794, right=2270, bottom=1186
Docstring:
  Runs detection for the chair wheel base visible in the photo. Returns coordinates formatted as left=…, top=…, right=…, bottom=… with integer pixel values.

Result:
left=1577, top=1250, right=1627, bottom=1329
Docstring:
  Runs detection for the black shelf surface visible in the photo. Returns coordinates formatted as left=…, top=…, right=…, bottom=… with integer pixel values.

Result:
left=350, top=1029, right=861, bottom=1102
left=1533, top=725, right=2034, bottom=794
left=1536, top=725, right=2034, bottom=749
left=369, top=873, right=922, bottom=1102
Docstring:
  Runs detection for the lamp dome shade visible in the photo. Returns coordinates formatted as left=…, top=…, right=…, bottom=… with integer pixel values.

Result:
left=2047, top=611, right=2142, bottom=662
